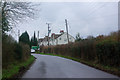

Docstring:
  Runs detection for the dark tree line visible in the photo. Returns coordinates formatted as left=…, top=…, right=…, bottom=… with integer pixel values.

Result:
left=31, top=31, right=38, bottom=46
left=19, top=31, right=38, bottom=48
left=1, top=1, right=39, bottom=69
left=19, top=31, right=30, bottom=45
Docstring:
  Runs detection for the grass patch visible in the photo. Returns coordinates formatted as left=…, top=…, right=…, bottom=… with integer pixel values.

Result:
left=2, top=55, right=35, bottom=79
left=39, top=52, right=120, bottom=77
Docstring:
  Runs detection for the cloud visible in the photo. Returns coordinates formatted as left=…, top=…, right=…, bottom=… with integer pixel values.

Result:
left=11, top=2, right=118, bottom=40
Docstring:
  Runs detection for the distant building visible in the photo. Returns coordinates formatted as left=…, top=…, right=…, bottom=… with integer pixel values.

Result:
left=38, top=30, right=75, bottom=46
left=38, top=36, right=50, bottom=46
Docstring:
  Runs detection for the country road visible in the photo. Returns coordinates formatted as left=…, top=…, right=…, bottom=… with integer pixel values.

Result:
left=22, top=54, right=119, bottom=79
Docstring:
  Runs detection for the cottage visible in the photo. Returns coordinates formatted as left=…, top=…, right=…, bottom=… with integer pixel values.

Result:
left=38, top=30, right=75, bottom=46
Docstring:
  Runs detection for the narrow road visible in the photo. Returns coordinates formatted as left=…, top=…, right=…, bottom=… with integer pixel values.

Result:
left=22, top=54, right=119, bottom=78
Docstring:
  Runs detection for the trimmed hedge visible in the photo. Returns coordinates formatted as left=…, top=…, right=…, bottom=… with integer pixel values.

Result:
left=96, top=40, right=120, bottom=67
left=40, top=39, right=96, bottom=61
left=40, top=38, right=120, bottom=68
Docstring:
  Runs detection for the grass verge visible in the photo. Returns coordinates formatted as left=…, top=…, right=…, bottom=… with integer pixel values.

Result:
left=2, top=55, right=35, bottom=79
left=39, top=52, right=120, bottom=77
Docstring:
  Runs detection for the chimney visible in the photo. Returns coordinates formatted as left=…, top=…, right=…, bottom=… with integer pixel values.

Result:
left=51, top=33, right=55, bottom=37
left=60, top=30, right=64, bottom=34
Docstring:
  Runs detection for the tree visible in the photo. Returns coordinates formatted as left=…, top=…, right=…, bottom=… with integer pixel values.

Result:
left=33, top=31, right=38, bottom=46
left=19, top=31, right=30, bottom=46
left=2, top=2, right=11, bottom=33
left=30, top=37, right=34, bottom=47
left=87, top=35, right=94, bottom=40
left=1, top=1, right=37, bottom=33
left=75, top=33, right=81, bottom=42
left=30, top=31, right=38, bottom=46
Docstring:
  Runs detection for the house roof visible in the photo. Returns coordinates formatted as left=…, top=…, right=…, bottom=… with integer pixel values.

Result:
left=38, top=38, right=44, bottom=42
left=40, top=36, right=51, bottom=42
left=39, top=31, right=75, bottom=43
left=54, top=34, right=62, bottom=39
left=51, top=33, right=62, bottom=39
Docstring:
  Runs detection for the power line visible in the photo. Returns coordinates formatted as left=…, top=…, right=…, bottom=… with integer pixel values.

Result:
left=86, top=3, right=107, bottom=18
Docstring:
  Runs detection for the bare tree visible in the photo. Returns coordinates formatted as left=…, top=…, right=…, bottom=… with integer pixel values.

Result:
left=75, top=33, right=81, bottom=42
left=87, top=35, right=94, bottom=40
left=2, top=1, right=39, bottom=33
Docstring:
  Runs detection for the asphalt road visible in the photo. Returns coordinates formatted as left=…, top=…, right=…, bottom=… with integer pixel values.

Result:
left=22, top=54, right=119, bottom=78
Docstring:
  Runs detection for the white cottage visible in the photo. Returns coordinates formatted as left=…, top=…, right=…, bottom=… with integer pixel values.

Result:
left=39, top=30, right=75, bottom=46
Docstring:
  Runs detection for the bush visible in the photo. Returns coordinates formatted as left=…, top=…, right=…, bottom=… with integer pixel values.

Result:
left=14, top=43, right=22, bottom=60
left=2, top=34, right=16, bottom=68
left=20, top=43, right=31, bottom=61
left=96, top=40, right=120, bottom=67
left=40, top=31, right=120, bottom=68
left=2, top=34, right=31, bottom=68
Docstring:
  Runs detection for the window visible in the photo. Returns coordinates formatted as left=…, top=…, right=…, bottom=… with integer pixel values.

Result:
left=59, top=38, right=61, bottom=40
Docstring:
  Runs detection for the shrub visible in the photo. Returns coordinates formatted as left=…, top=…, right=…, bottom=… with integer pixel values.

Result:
left=96, top=40, right=120, bottom=67
left=20, top=43, right=31, bottom=61
left=14, top=43, right=22, bottom=60
left=2, top=34, right=31, bottom=68
left=2, top=34, right=16, bottom=68
left=40, top=31, right=120, bottom=68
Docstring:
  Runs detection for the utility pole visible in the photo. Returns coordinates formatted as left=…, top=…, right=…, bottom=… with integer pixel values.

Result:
left=37, top=31, right=39, bottom=49
left=118, top=2, right=120, bottom=42
left=38, top=31, right=39, bottom=41
left=65, top=19, right=69, bottom=43
left=46, top=23, right=51, bottom=46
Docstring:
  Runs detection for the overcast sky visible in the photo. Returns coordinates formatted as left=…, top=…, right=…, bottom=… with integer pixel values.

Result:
left=10, top=2, right=118, bottom=41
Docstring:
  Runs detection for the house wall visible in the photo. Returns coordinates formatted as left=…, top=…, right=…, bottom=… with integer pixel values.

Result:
left=39, top=41, right=48, bottom=46
left=49, top=32, right=75, bottom=45
left=49, top=38, right=56, bottom=45
left=39, top=33, right=75, bottom=46
left=43, top=41, right=48, bottom=46
left=57, top=32, right=75, bottom=45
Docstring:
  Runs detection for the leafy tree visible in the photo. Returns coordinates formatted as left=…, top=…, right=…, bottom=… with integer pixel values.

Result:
left=30, top=31, right=38, bottom=46
left=34, top=31, right=38, bottom=46
left=19, top=31, right=30, bottom=46
left=75, top=33, right=81, bottom=42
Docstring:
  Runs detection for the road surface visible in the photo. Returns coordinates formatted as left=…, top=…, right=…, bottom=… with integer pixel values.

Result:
left=22, top=54, right=119, bottom=79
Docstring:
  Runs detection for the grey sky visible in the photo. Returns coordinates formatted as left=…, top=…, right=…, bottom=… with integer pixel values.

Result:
left=11, top=2, right=118, bottom=41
